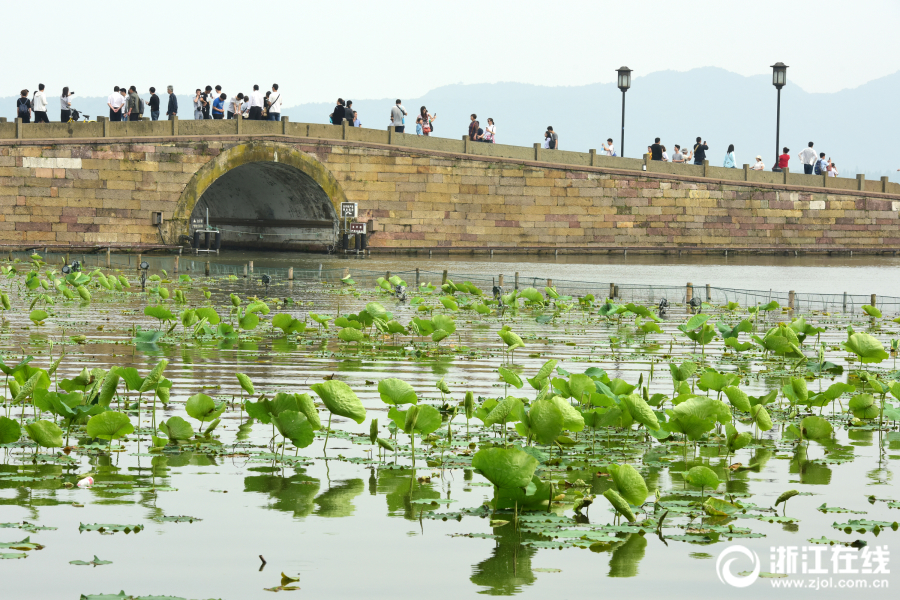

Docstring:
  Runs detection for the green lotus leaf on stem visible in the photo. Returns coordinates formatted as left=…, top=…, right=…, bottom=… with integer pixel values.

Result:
left=608, top=463, right=649, bottom=506
left=800, top=415, right=833, bottom=440
left=602, top=489, right=636, bottom=522
left=159, top=416, right=194, bottom=441
left=236, top=373, right=254, bottom=395
left=311, top=380, right=366, bottom=424
left=0, top=416, right=22, bottom=444
left=842, top=332, right=889, bottom=363
left=528, top=398, right=564, bottom=445
left=275, top=410, right=315, bottom=448
left=472, top=446, right=539, bottom=490
left=684, top=465, right=720, bottom=493
left=185, top=393, right=226, bottom=423
left=498, top=367, right=523, bottom=389
left=377, top=378, right=418, bottom=406
left=86, top=411, right=133, bottom=441
left=849, top=394, right=878, bottom=420
left=24, top=420, right=63, bottom=449
left=622, top=393, right=659, bottom=430
left=723, top=386, right=751, bottom=412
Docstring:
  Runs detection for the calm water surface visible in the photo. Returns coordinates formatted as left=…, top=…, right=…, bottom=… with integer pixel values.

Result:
left=0, top=253, right=898, bottom=599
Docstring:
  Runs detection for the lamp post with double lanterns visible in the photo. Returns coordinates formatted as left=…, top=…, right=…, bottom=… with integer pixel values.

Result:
left=616, top=66, right=632, bottom=158
left=771, top=62, right=788, bottom=172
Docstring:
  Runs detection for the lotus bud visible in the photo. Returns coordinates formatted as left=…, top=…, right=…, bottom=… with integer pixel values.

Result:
left=77, top=476, right=94, bottom=488
left=404, top=406, right=419, bottom=433
left=369, top=418, right=378, bottom=445
left=464, top=391, right=474, bottom=420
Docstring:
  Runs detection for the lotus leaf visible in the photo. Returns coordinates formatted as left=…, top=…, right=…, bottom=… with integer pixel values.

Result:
left=24, top=420, right=63, bottom=448
left=527, top=398, right=564, bottom=444
left=377, top=378, right=418, bottom=405
left=472, top=447, right=539, bottom=490
left=608, top=464, right=649, bottom=506
left=86, top=411, right=133, bottom=441
left=602, top=489, right=636, bottom=522
left=723, top=386, right=751, bottom=412
left=849, top=394, right=878, bottom=420
left=684, top=465, right=720, bottom=492
left=498, top=367, right=523, bottom=389
left=800, top=416, right=833, bottom=440
left=550, top=396, right=585, bottom=432
left=275, top=410, right=315, bottom=448
left=311, top=380, right=366, bottom=424
left=842, top=332, right=889, bottom=363
left=159, top=416, right=193, bottom=441
left=185, top=393, right=226, bottom=423
left=622, top=393, right=659, bottom=430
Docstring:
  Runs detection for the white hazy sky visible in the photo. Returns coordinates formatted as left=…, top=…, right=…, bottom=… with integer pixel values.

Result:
left=6, top=0, right=899, bottom=102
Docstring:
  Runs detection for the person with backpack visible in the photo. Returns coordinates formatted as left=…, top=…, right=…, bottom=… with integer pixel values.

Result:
left=16, top=90, right=32, bottom=123
left=547, top=126, right=558, bottom=149
left=32, top=84, right=49, bottom=123
left=814, top=152, right=828, bottom=175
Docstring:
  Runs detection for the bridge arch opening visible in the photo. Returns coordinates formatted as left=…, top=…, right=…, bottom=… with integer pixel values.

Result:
left=172, top=142, right=344, bottom=251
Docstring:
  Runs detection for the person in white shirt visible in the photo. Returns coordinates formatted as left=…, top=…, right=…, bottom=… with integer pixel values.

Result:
left=828, top=161, right=838, bottom=177
left=228, top=93, right=243, bottom=119
left=248, top=85, right=264, bottom=120
left=267, top=84, right=282, bottom=121
left=751, top=155, right=765, bottom=170
left=483, top=118, right=495, bottom=143
left=798, top=141, right=817, bottom=175
left=107, top=86, right=124, bottom=121
left=390, top=99, right=407, bottom=132
left=602, top=138, right=616, bottom=157
left=541, top=131, right=550, bottom=149
left=32, top=84, right=49, bottom=123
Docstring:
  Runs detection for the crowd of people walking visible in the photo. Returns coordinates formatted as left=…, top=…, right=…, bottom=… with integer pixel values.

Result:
left=644, top=136, right=838, bottom=175
left=14, top=83, right=285, bottom=123
left=11, top=83, right=844, bottom=177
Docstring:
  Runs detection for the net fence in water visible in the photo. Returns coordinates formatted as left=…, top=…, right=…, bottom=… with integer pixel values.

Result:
left=10, top=251, right=898, bottom=316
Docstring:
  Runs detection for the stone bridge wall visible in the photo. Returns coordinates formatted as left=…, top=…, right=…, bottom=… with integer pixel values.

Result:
left=0, top=119, right=898, bottom=252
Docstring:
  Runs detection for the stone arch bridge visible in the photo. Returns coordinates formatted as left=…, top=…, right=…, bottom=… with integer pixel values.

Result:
left=0, top=118, right=898, bottom=253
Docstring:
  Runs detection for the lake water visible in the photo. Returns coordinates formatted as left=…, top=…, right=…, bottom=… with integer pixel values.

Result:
left=1, top=252, right=898, bottom=599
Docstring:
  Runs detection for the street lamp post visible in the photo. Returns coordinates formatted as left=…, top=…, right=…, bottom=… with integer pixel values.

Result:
left=771, top=62, right=788, bottom=171
left=616, top=66, right=632, bottom=158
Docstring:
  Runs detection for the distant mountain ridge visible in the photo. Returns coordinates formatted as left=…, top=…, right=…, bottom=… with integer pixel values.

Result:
left=3, top=68, right=897, bottom=180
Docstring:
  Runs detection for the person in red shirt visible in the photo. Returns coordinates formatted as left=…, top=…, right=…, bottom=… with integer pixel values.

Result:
left=776, top=147, right=790, bottom=170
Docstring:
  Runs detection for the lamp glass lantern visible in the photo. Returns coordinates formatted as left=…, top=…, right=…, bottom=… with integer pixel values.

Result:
left=771, top=62, right=788, bottom=88
left=616, top=67, right=632, bottom=91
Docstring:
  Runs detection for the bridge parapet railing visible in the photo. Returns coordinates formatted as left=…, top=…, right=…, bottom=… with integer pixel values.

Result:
left=0, top=118, right=897, bottom=196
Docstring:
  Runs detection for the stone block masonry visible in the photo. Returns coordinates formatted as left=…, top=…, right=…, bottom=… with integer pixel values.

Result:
left=0, top=121, right=898, bottom=253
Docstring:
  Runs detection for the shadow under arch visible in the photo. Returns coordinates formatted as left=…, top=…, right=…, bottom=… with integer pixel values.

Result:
left=169, top=141, right=346, bottom=250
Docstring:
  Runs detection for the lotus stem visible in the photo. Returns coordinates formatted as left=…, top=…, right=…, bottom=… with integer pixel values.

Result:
left=323, top=412, right=333, bottom=453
